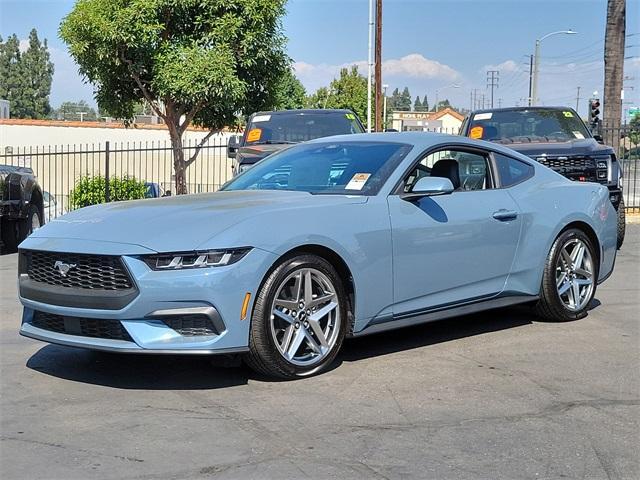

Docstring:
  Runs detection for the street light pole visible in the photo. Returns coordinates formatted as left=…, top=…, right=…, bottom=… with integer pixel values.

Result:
left=383, top=84, right=389, bottom=130
left=531, top=29, right=577, bottom=106
left=367, top=0, right=374, bottom=133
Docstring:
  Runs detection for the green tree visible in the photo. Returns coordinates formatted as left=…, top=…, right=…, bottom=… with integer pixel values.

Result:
left=434, top=99, right=452, bottom=111
left=0, top=30, right=54, bottom=119
left=399, top=87, right=412, bottom=111
left=422, top=95, right=429, bottom=111
left=60, top=0, right=289, bottom=195
left=628, top=113, right=640, bottom=146
left=307, top=66, right=369, bottom=122
left=414, top=96, right=422, bottom=111
left=54, top=100, right=98, bottom=121
left=273, top=68, right=306, bottom=110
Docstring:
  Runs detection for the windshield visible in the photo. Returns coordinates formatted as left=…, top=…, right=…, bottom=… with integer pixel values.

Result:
left=468, top=109, right=591, bottom=143
left=244, top=112, right=364, bottom=145
left=222, top=141, right=412, bottom=196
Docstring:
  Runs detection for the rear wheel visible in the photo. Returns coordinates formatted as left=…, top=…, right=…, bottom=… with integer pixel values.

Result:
left=535, top=228, right=598, bottom=321
left=245, top=254, right=347, bottom=379
left=616, top=198, right=625, bottom=249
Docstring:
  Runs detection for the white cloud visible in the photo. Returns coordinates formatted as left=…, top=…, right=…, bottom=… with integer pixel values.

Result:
left=482, top=59, right=522, bottom=74
left=294, top=53, right=461, bottom=93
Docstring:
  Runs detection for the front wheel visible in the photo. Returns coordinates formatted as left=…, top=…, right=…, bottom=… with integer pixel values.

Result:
left=18, top=204, right=42, bottom=243
left=245, top=254, right=348, bottom=379
left=534, top=228, right=598, bottom=321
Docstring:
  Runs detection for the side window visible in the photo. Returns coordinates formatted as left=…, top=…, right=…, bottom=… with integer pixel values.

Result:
left=494, top=153, right=534, bottom=187
left=403, top=149, right=492, bottom=193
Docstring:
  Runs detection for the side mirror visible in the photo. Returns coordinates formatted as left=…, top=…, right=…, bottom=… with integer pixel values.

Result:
left=401, top=176, right=454, bottom=201
left=593, top=134, right=604, bottom=144
left=227, top=135, right=240, bottom=158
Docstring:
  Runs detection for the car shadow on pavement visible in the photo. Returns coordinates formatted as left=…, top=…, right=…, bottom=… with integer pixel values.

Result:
left=339, top=306, right=538, bottom=363
left=26, top=345, right=250, bottom=390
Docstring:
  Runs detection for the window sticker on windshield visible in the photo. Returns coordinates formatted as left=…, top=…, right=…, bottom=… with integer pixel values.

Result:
left=252, top=115, right=271, bottom=123
left=573, top=131, right=585, bottom=139
left=345, top=113, right=356, bottom=120
left=474, top=113, right=492, bottom=121
left=247, top=128, right=262, bottom=142
left=345, top=173, right=371, bottom=190
left=469, top=126, right=484, bottom=139
left=563, top=111, right=574, bottom=118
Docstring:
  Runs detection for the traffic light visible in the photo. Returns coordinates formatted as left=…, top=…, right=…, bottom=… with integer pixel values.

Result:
left=588, top=98, right=601, bottom=127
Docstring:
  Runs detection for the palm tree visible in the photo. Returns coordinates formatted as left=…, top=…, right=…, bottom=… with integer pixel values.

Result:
left=603, top=0, right=626, bottom=152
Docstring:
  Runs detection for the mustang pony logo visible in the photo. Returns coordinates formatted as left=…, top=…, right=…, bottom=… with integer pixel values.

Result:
left=53, top=261, right=77, bottom=277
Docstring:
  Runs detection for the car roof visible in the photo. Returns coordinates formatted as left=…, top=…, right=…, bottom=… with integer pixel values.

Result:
left=469, top=106, right=577, bottom=115
left=251, top=109, right=356, bottom=116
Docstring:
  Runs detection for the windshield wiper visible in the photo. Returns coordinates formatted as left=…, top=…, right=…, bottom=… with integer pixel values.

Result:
left=251, top=140, right=298, bottom=145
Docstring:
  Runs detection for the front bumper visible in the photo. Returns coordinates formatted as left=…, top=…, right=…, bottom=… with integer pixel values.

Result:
left=19, top=244, right=278, bottom=354
left=607, top=187, right=623, bottom=210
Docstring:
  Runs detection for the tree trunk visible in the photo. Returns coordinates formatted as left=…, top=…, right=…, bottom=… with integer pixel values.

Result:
left=167, top=123, right=188, bottom=195
left=603, top=0, right=626, bottom=153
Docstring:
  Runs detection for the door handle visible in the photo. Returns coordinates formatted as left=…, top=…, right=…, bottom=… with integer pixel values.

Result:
left=492, top=209, right=518, bottom=221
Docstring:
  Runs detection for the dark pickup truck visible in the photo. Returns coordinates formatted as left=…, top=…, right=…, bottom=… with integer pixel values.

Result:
left=0, top=165, right=44, bottom=253
left=460, top=107, right=625, bottom=248
left=227, top=109, right=366, bottom=176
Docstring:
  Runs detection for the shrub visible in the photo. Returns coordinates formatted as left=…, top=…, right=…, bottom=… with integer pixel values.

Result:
left=70, top=175, right=147, bottom=209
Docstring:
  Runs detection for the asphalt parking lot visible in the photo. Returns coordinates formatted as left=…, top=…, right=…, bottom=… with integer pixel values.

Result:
left=0, top=227, right=638, bottom=480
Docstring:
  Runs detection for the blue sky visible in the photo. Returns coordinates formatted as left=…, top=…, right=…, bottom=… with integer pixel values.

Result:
left=1, top=0, right=639, bottom=117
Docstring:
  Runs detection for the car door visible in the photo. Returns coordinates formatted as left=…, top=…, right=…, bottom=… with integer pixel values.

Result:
left=387, top=146, right=522, bottom=316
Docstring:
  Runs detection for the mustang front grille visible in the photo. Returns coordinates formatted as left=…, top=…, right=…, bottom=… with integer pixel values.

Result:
left=22, top=250, right=133, bottom=291
left=30, top=311, right=134, bottom=342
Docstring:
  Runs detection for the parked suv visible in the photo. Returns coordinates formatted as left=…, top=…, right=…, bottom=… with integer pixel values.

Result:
left=459, top=107, right=625, bottom=248
left=0, top=165, right=44, bottom=253
left=228, top=109, right=365, bottom=176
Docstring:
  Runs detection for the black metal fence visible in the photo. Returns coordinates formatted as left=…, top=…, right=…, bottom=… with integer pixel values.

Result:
left=600, top=123, right=640, bottom=211
left=0, top=136, right=233, bottom=221
left=0, top=125, right=638, bottom=224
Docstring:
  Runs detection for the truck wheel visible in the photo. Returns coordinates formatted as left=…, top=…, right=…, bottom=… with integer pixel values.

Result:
left=17, top=204, right=42, bottom=243
left=616, top=198, right=625, bottom=250
left=1, top=218, right=19, bottom=253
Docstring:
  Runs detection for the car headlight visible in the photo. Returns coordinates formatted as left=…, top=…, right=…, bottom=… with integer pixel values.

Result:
left=143, top=248, right=252, bottom=270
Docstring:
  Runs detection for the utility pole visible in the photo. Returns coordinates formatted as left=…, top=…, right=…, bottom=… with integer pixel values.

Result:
left=603, top=0, right=626, bottom=151
left=575, top=86, right=581, bottom=113
left=497, top=98, right=503, bottom=108
left=472, top=89, right=479, bottom=110
left=367, top=0, right=374, bottom=132
left=481, top=93, right=486, bottom=109
left=486, top=70, right=499, bottom=108
left=528, top=54, right=534, bottom=106
left=470, top=91, right=473, bottom=111
left=374, top=0, right=383, bottom=132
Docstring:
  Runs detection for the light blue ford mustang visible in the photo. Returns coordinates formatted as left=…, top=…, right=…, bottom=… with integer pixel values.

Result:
left=18, top=133, right=617, bottom=378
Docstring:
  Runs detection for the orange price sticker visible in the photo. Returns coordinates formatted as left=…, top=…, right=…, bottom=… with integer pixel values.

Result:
left=469, top=126, right=484, bottom=139
left=247, top=128, right=262, bottom=142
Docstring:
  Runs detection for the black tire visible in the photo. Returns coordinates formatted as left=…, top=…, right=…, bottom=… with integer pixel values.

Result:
left=17, top=204, right=42, bottom=244
left=245, top=254, right=348, bottom=379
left=616, top=198, right=626, bottom=250
left=1, top=217, right=19, bottom=253
left=534, top=228, right=598, bottom=322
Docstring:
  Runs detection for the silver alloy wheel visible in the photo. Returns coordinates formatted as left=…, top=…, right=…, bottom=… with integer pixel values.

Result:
left=270, top=268, right=341, bottom=367
left=555, top=238, right=594, bottom=312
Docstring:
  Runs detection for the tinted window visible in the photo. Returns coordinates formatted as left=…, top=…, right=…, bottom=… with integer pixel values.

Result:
left=223, top=142, right=412, bottom=196
left=468, top=109, right=590, bottom=143
left=245, top=112, right=364, bottom=145
left=495, top=153, right=534, bottom=187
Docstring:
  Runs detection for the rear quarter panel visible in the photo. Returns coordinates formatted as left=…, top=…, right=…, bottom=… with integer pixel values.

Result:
left=505, top=165, right=617, bottom=295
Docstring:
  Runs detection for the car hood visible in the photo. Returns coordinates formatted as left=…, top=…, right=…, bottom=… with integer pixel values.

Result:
left=28, top=190, right=367, bottom=253
left=499, top=139, right=613, bottom=158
